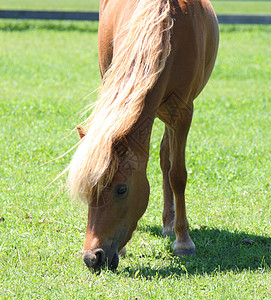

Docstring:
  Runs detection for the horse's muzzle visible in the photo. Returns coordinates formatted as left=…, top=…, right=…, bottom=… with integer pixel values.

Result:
left=83, top=248, right=119, bottom=272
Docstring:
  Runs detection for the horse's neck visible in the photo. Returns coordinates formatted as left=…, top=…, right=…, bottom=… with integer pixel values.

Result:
left=99, top=0, right=110, bottom=17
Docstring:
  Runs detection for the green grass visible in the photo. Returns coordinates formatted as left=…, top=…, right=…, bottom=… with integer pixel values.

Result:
left=0, top=0, right=271, bottom=15
left=0, top=20, right=271, bottom=298
left=0, top=0, right=100, bottom=11
left=211, top=1, right=271, bottom=15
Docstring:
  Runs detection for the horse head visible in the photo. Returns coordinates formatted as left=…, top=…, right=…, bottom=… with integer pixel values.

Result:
left=75, top=126, right=150, bottom=271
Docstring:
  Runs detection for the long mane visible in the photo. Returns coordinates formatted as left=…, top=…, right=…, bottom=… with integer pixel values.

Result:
left=68, top=0, right=173, bottom=201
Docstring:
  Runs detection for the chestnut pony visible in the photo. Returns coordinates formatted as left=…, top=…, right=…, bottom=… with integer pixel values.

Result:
left=68, top=0, right=219, bottom=271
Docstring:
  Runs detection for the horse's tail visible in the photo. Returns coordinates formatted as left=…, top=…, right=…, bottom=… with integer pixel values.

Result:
left=68, top=0, right=173, bottom=201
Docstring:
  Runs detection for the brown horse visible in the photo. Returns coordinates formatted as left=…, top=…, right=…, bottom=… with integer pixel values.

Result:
left=68, top=0, right=219, bottom=271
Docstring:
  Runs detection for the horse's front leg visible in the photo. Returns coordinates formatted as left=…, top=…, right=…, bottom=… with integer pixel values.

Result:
left=167, top=113, right=196, bottom=256
left=160, top=127, right=175, bottom=237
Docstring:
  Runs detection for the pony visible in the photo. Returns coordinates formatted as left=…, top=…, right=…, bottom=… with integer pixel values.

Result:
left=68, top=0, right=219, bottom=271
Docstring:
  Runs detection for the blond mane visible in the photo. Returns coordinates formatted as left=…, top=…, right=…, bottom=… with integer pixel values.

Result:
left=68, top=0, right=173, bottom=201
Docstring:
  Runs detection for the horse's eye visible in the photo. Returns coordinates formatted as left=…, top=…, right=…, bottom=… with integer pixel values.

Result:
left=116, top=184, right=128, bottom=196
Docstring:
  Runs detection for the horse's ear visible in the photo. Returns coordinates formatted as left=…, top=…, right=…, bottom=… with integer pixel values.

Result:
left=77, top=126, right=87, bottom=139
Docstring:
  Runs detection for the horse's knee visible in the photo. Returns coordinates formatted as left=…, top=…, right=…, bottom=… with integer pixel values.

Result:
left=169, top=167, right=187, bottom=194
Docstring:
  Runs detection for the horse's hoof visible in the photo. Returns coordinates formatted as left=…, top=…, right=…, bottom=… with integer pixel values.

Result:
left=174, top=248, right=196, bottom=256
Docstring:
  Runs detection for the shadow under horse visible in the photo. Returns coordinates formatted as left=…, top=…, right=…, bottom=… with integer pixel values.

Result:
left=133, top=225, right=271, bottom=278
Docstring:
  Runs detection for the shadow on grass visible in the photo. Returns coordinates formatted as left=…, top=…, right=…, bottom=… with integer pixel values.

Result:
left=120, top=225, right=271, bottom=279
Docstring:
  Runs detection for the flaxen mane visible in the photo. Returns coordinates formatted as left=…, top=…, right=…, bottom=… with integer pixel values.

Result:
left=68, top=0, right=173, bottom=201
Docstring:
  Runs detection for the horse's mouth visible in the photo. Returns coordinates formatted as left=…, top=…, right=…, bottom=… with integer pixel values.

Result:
left=109, top=252, right=119, bottom=270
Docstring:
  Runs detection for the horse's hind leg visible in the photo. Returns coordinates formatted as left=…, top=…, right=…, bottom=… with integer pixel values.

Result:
left=168, top=113, right=196, bottom=256
left=160, top=127, right=175, bottom=237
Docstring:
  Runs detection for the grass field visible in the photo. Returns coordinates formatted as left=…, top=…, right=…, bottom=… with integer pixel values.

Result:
left=0, top=20, right=271, bottom=298
left=0, top=0, right=99, bottom=12
left=0, top=0, right=271, bottom=15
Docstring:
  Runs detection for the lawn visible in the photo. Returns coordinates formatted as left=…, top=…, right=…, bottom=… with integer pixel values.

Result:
left=0, top=20, right=270, bottom=298
left=212, top=1, right=271, bottom=15
left=0, top=0, right=99, bottom=12
left=0, top=0, right=271, bottom=15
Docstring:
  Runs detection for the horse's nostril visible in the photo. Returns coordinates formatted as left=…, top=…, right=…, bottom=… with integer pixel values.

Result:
left=83, top=248, right=105, bottom=270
